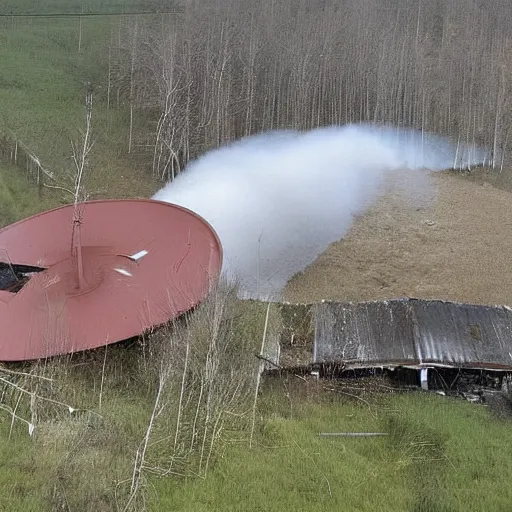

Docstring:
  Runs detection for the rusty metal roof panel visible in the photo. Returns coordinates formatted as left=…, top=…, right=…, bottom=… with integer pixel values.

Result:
left=413, top=300, right=512, bottom=367
left=314, top=299, right=512, bottom=370
left=313, top=300, right=415, bottom=363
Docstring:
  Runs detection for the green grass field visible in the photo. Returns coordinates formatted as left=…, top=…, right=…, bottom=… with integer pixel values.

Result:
left=0, top=162, right=58, bottom=226
left=0, top=3, right=160, bottom=226
left=1, top=2, right=512, bottom=511
left=151, top=385, right=512, bottom=512
left=3, top=351, right=512, bottom=512
left=0, top=0, right=158, bottom=15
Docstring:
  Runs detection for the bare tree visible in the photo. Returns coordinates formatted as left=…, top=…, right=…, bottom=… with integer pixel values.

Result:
left=70, top=84, right=94, bottom=290
left=107, top=0, right=512, bottom=179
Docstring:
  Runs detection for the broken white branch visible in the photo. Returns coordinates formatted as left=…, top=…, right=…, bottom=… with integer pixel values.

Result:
left=249, top=302, right=270, bottom=449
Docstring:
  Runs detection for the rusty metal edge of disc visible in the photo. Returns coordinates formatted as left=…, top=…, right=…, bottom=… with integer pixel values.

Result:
left=0, top=198, right=223, bottom=250
left=0, top=198, right=224, bottom=362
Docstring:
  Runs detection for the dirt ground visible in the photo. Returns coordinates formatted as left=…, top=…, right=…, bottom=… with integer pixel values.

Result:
left=284, top=171, right=512, bottom=306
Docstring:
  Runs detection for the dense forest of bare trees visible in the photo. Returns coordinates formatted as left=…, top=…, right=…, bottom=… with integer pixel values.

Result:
left=107, top=0, right=512, bottom=179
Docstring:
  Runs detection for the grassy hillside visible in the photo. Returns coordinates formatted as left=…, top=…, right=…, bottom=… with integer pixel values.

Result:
left=2, top=347, right=512, bottom=512
left=0, top=3, right=161, bottom=226
left=0, top=163, right=59, bottom=226
left=0, top=0, right=157, bottom=14
left=152, top=384, right=512, bottom=512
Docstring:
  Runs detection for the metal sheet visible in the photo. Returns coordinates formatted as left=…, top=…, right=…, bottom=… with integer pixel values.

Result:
left=314, top=299, right=512, bottom=370
left=0, top=199, right=223, bottom=361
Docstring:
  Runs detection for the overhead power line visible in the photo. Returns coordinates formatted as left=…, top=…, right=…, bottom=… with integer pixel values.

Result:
left=0, top=10, right=183, bottom=18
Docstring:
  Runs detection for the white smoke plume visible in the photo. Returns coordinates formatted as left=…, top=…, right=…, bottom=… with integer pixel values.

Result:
left=152, top=123, right=488, bottom=299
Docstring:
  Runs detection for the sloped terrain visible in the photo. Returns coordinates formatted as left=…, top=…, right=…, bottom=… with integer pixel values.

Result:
left=284, top=172, right=512, bottom=306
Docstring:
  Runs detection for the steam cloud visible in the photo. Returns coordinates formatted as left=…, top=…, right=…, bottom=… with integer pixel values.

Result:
left=152, top=123, right=487, bottom=299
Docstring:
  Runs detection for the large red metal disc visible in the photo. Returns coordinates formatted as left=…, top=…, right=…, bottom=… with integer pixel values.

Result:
left=0, top=199, right=222, bottom=361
